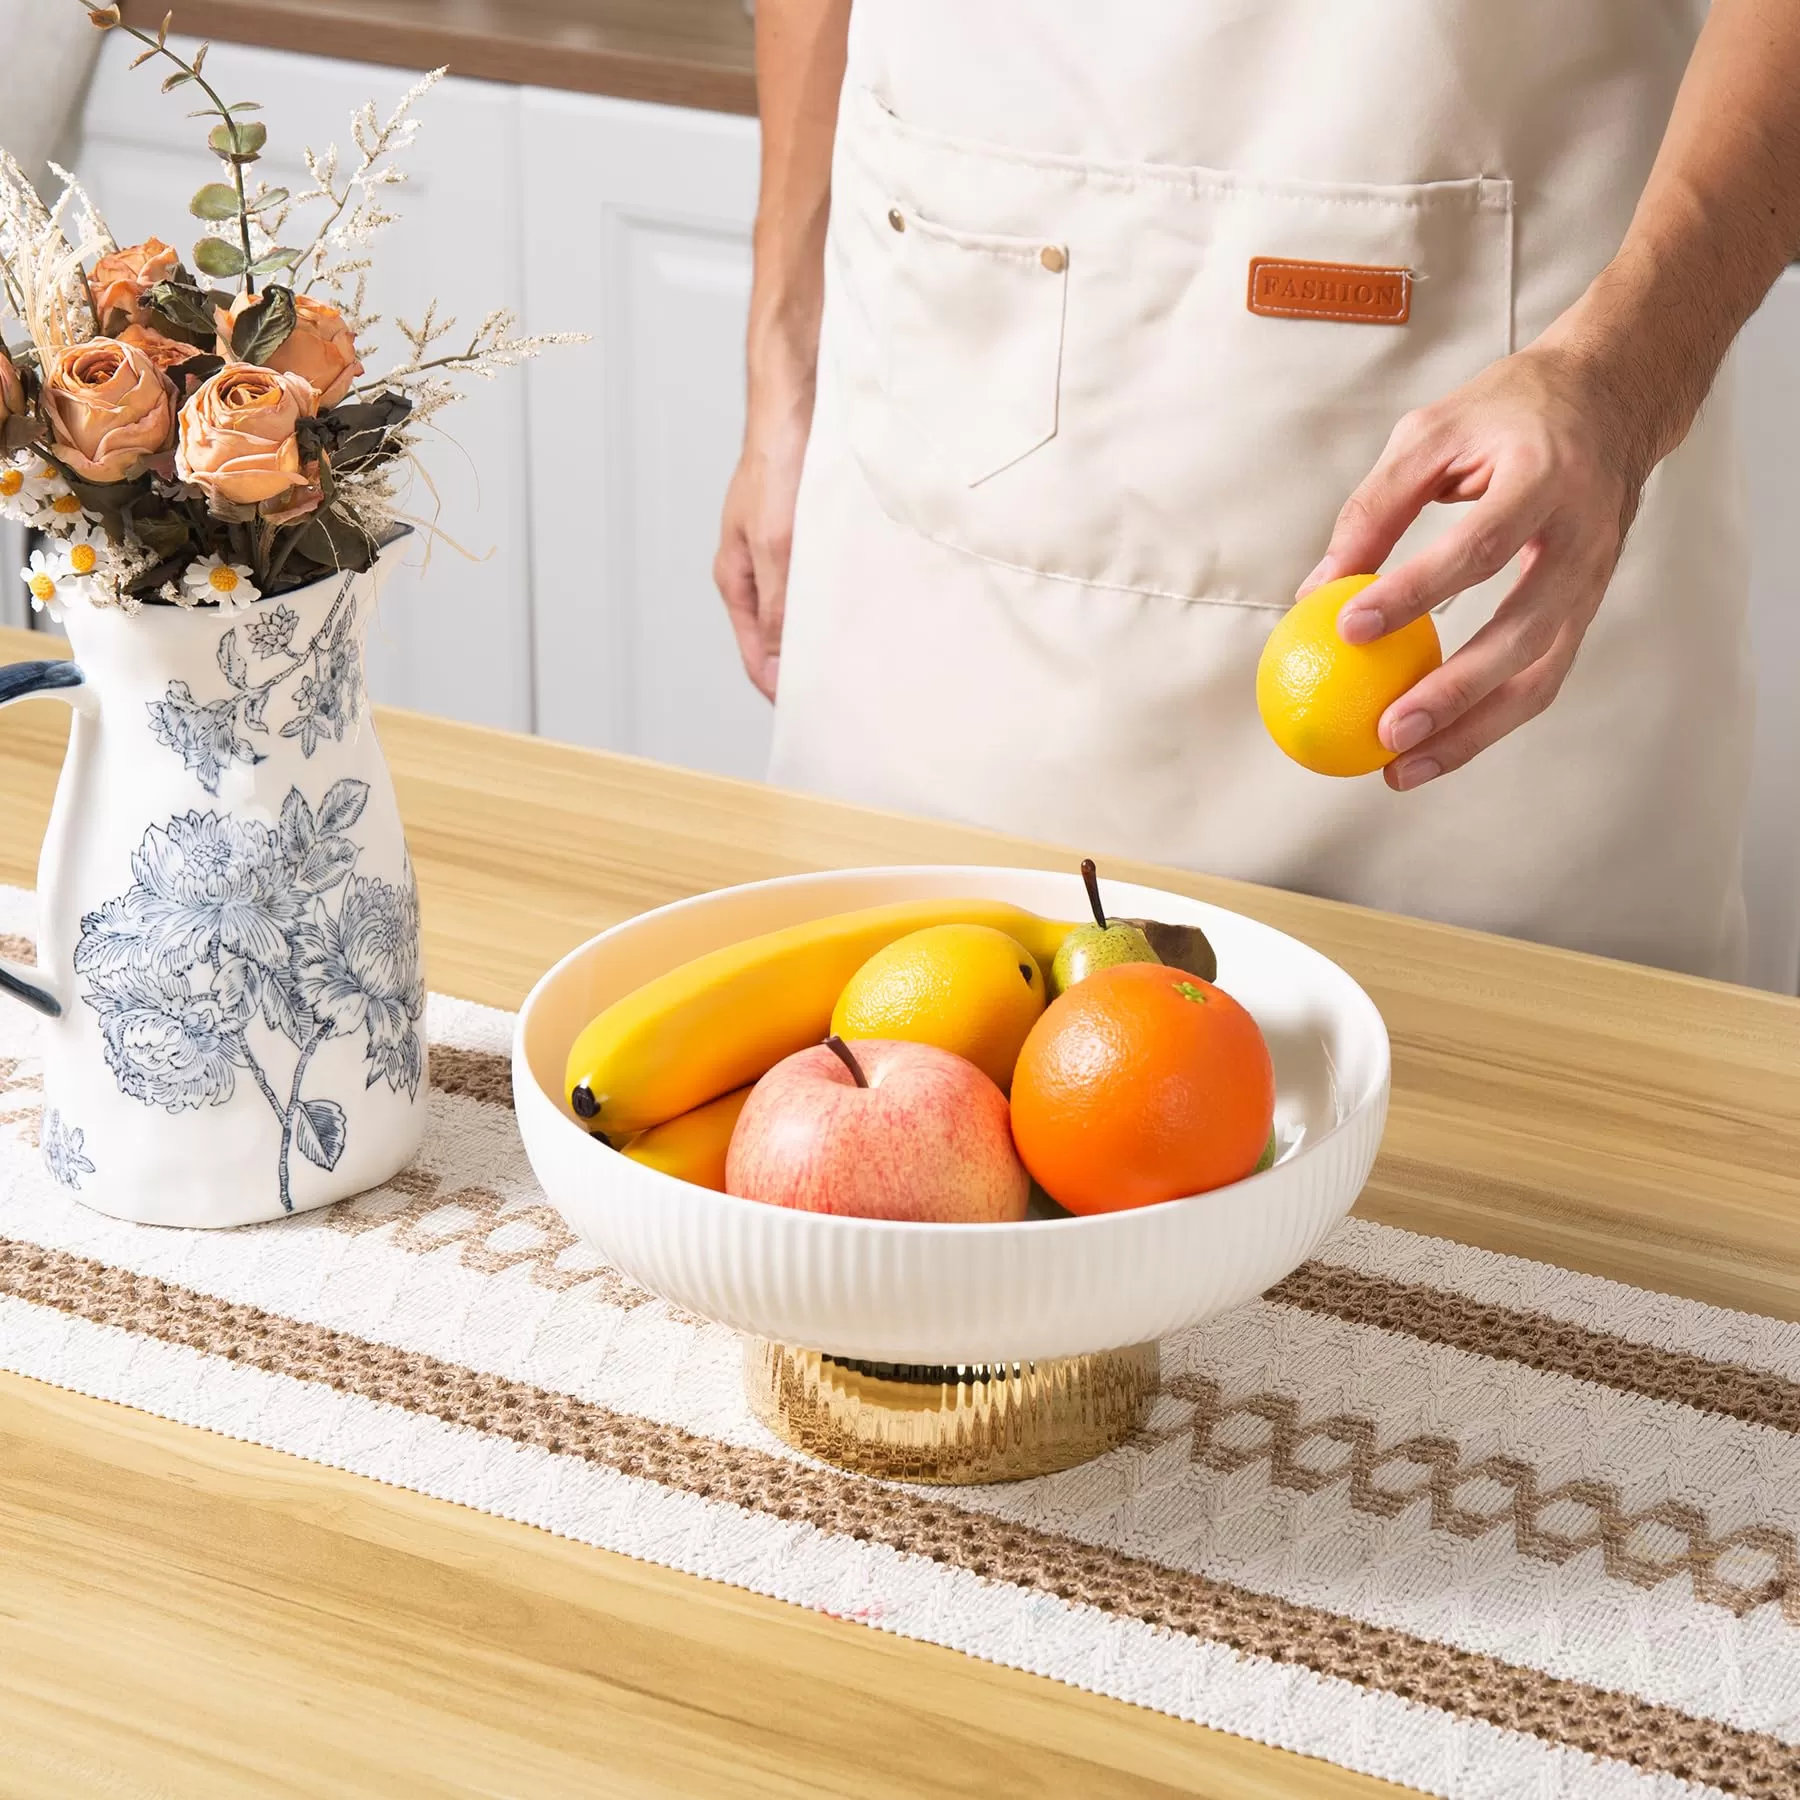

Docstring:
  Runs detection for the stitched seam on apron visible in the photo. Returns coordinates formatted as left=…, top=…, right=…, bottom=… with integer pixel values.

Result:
left=870, top=505, right=1292, bottom=611
left=855, top=89, right=1511, bottom=212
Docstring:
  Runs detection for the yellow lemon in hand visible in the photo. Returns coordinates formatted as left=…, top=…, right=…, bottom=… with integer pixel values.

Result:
left=831, top=923, right=1046, bottom=1093
left=1257, top=574, right=1443, bottom=777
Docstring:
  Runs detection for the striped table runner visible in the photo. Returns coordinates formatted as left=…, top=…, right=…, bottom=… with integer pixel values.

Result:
left=2, top=882, right=1797, bottom=1799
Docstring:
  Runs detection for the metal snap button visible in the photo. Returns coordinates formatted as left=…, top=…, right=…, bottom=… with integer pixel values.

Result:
left=887, top=208, right=905, bottom=232
left=1040, top=245, right=1067, bottom=273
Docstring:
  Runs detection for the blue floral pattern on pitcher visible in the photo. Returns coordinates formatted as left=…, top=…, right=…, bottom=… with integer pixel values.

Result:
left=147, top=575, right=365, bottom=795
left=41, top=1107, right=95, bottom=1190
left=73, top=777, right=424, bottom=1212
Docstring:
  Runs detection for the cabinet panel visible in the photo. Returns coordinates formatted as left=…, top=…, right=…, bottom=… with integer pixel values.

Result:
left=72, top=38, right=535, bottom=732
left=521, top=91, right=770, bottom=780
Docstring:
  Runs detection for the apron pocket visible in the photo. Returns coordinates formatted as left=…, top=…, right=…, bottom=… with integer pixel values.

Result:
left=884, top=208, right=1067, bottom=487
left=830, top=89, right=1514, bottom=609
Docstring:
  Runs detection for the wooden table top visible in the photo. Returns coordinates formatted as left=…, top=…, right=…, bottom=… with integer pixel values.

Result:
left=119, top=0, right=758, bottom=114
left=4, top=621, right=1799, bottom=1798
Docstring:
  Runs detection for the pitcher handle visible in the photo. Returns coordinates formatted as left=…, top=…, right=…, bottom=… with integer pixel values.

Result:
left=0, top=657, right=90, bottom=1018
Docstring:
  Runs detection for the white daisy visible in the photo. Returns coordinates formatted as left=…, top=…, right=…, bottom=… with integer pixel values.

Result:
left=34, top=484, right=99, bottom=533
left=0, top=460, right=33, bottom=526
left=51, top=525, right=110, bottom=598
left=20, top=548, right=73, bottom=621
left=181, top=552, right=261, bottom=610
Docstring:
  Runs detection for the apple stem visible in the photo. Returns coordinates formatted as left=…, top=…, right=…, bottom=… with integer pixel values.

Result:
left=1080, top=857, right=1108, bottom=929
left=823, top=1034, right=869, bottom=1087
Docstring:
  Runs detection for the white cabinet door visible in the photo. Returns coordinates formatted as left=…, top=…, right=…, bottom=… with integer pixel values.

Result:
left=1738, top=266, right=1800, bottom=994
left=521, top=91, right=772, bottom=780
left=72, top=38, right=537, bottom=732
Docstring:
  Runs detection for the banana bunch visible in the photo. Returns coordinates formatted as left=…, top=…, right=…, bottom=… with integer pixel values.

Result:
left=565, top=898, right=1077, bottom=1163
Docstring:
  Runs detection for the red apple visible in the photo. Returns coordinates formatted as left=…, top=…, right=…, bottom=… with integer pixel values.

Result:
left=725, top=1037, right=1029, bottom=1223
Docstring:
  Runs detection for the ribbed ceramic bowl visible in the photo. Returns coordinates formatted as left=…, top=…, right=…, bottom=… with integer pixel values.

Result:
left=513, top=866, right=1389, bottom=1365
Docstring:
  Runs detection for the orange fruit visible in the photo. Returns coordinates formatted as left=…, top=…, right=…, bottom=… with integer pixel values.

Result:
left=830, top=922, right=1045, bottom=1093
left=1010, top=963, right=1275, bottom=1214
left=1256, top=573, right=1442, bottom=777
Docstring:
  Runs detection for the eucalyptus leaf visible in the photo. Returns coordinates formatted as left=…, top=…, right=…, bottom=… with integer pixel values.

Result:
left=208, top=119, right=267, bottom=160
left=189, top=182, right=241, bottom=221
left=192, top=236, right=247, bottom=278
left=245, top=188, right=289, bottom=214
left=247, top=247, right=301, bottom=275
left=229, top=285, right=296, bottom=364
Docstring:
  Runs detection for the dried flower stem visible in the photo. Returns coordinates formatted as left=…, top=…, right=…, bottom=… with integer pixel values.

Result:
left=80, top=2, right=259, bottom=293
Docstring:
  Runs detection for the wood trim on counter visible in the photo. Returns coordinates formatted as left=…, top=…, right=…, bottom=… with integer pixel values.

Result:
left=119, top=0, right=758, bottom=114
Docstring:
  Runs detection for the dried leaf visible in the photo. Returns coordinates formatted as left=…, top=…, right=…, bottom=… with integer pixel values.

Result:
left=229, top=285, right=296, bottom=363
left=161, top=69, right=192, bottom=92
left=130, top=46, right=159, bottom=68
left=143, top=278, right=220, bottom=342
left=87, top=6, right=121, bottom=27
left=191, top=42, right=208, bottom=77
left=158, top=10, right=172, bottom=46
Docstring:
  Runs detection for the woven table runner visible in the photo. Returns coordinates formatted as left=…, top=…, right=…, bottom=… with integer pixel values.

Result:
left=2, top=880, right=1798, bottom=1800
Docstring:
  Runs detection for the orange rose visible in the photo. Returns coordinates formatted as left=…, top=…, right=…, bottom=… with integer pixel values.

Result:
left=118, top=322, right=198, bottom=376
left=216, top=291, right=364, bottom=410
left=41, top=338, right=178, bottom=482
left=0, top=347, right=22, bottom=424
left=177, top=362, right=317, bottom=507
left=89, top=238, right=180, bottom=327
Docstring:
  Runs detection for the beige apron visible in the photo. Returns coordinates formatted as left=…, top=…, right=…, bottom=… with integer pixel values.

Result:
left=769, top=1, right=1752, bottom=980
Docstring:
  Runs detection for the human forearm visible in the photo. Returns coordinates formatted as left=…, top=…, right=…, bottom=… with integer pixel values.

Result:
left=1541, top=0, right=1800, bottom=472
left=747, top=0, right=849, bottom=423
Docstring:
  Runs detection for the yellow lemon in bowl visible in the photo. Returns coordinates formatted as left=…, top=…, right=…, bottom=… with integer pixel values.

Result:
left=1257, top=574, right=1443, bottom=777
left=831, top=923, right=1046, bottom=1093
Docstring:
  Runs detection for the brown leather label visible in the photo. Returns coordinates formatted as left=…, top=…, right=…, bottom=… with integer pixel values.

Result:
left=1247, top=257, right=1412, bottom=325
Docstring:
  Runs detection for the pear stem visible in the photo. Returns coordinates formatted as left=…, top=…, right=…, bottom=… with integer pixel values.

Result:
left=1080, top=857, right=1108, bottom=929
left=823, top=1034, right=869, bottom=1087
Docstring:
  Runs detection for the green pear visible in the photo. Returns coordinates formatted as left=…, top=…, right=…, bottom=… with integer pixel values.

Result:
left=1049, top=859, right=1160, bottom=997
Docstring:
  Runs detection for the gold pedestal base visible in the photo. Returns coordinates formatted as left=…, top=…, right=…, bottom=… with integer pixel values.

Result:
left=744, top=1340, right=1160, bottom=1484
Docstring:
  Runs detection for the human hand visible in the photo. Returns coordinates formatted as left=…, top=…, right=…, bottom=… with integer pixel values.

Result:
left=714, top=381, right=814, bottom=702
left=1301, top=343, right=1650, bottom=791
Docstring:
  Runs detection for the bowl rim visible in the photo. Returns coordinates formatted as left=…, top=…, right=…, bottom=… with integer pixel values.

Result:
left=511, top=863, right=1392, bottom=1239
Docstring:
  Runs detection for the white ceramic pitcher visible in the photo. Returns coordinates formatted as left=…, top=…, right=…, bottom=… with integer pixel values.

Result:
left=0, top=541, right=427, bottom=1226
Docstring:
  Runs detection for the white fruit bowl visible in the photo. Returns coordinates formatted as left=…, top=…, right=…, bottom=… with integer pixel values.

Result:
left=513, top=866, right=1389, bottom=1365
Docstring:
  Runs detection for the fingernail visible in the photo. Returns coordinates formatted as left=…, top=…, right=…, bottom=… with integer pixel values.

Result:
left=1338, top=608, right=1383, bottom=645
left=1384, top=710, right=1433, bottom=754
left=1392, top=756, right=1440, bottom=790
